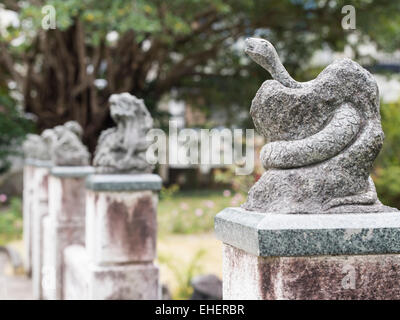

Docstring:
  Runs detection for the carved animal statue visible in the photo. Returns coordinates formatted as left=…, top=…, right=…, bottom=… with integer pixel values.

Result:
left=22, top=133, right=51, bottom=161
left=23, top=121, right=90, bottom=166
left=93, top=93, right=154, bottom=173
left=50, top=121, right=90, bottom=166
left=242, top=38, right=397, bottom=214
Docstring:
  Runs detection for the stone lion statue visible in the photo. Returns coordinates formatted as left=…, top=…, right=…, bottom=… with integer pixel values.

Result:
left=23, top=121, right=90, bottom=166
left=93, top=93, right=154, bottom=173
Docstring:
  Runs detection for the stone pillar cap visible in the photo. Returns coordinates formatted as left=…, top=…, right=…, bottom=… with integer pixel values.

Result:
left=85, top=174, right=162, bottom=191
left=215, top=207, right=400, bottom=257
left=50, top=166, right=95, bottom=178
left=24, top=158, right=53, bottom=168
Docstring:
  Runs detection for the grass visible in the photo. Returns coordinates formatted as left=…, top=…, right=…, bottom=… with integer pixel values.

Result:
left=158, top=187, right=245, bottom=235
left=157, top=233, right=223, bottom=299
left=0, top=197, right=23, bottom=246
left=156, top=188, right=243, bottom=299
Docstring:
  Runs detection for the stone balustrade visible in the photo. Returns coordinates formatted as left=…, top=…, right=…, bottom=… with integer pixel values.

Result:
left=42, top=166, right=94, bottom=300
left=63, top=174, right=162, bottom=299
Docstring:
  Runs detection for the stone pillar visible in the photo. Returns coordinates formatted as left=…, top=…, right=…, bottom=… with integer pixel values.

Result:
left=29, top=160, right=52, bottom=300
left=63, top=174, right=162, bottom=300
left=22, top=162, right=36, bottom=276
left=42, top=166, right=94, bottom=300
left=215, top=207, right=400, bottom=300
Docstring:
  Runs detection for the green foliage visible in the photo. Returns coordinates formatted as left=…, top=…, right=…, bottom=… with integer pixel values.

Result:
left=0, top=90, right=34, bottom=173
left=158, top=189, right=238, bottom=235
left=159, top=184, right=180, bottom=201
left=14, top=0, right=232, bottom=45
left=374, top=100, right=400, bottom=208
left=0, top=197, right=23, bottom=246
left=214, top=165, right=263, bottom=194
left=3, top=0, right=399, bottom=140
left=158, top=249, right=206, bottom=299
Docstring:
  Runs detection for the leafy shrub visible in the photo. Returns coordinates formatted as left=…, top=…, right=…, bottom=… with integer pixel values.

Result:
left=0, top=197, right=23, bottom=245
left=158, top=190, right=239, bottom=235
left=160, top=184, right=180, bottom=200
left=0, top=90, right=34, bottom=173
left=158, top=249, right=206, bottom=300
left=374, top=100, right=400, bottom=208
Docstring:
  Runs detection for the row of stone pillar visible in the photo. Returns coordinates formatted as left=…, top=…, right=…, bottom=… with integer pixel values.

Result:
left=22, top=93, right=161, bottom=300
left=24, top=162, right=161, bottom=300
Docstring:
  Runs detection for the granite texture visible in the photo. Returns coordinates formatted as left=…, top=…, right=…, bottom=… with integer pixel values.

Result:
left=215, top=207, right=400, bottom=257
left=85, top=174, right=162, bottom=191
left=51, top=166, right=95, bottom=178
left=23, top=121, right=90, bottom=166
left=43, top=121, right=90, bottom=166
left=223, top=244, right=400, bottom=300
left=242, top=37, right=397, bottom=214
left=30, top=166, right=50, bottom=299
left=22, top=165, right=34, bottom=275
left=93, top=93, right=154, bottom=174
left=63, top=245, right=159, bottom=300
left=85, top=190, right=158, bottom=264
left=24, top=159, right=53, bottom=168
left=23, top=134, right=52, bottom=161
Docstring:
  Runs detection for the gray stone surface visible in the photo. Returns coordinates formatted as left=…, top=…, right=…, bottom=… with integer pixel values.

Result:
left=243, top=37, right=397, bottom=214
left=51, top=166, right=95, bottom=178
left=24, top=159, right=52, bottom=168
left=93, top=93, right=154, bottom=174
left=191, top=274, right=222, bottom=300
left=63, top=245, right=160, bottom=300
left=85, top=174, right=162, bottom=191
left=215, top=207, right=400, bottom=257
left=45, top=121, right=90, bottom=166
left=23, top=121, right=90, bottom=166
left=222, top=244, right=400, bottom=300
left=22, top=134, right=52, bottom=162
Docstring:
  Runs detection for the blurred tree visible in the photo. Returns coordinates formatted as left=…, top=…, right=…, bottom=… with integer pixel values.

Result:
left=0, top=0, right=399, bottom=149
left=374, top=100, right=400, bottom=209
left=0, top=87, right=34, bottom=173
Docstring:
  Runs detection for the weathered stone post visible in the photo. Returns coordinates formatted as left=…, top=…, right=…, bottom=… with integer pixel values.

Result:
left=63, top=93, right=161, bottom=299
left=30, top=161, right=52, bottom=300
left=22, top=161, right=35, bottom=276
left=216, top=209, right=400, bottom=299
left=24, top=159, right=52, bottom=286
left=42, top=166, right=93, bottom=300
left=41, top=121, right=92, bottom=300
left=23, top=133, right=53, bottom=298
left=215, top=38, right=400, bottom=300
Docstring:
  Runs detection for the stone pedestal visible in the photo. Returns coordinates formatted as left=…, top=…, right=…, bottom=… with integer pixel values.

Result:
left=63, top=174, right=162, bottom=300
left=22, top=163, right=36, bottom=276
left=42, top=166, right=94, bottom=300
left=26, top=160, right=52, bottom=300
left=215, top=207, right=400, bottom=300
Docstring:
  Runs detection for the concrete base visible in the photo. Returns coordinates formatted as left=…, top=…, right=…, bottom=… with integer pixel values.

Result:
left=223, top=244, right=400, bottom=300
left=215, top=207, right=400, bottom=300
left=42, top=166, right=93, bottom=300
left=22, top=165, right=35, bottom=276
left=30, top=165, right=51, bottom=300
left=86, top=189, right=158, bottom=265
left=62, top=174, right=162, bottom=300
left=64, top=245, right=159, bottom=300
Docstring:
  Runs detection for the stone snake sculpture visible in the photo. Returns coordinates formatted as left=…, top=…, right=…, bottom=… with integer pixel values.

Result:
left=242, top=38, right=398, bottom=214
